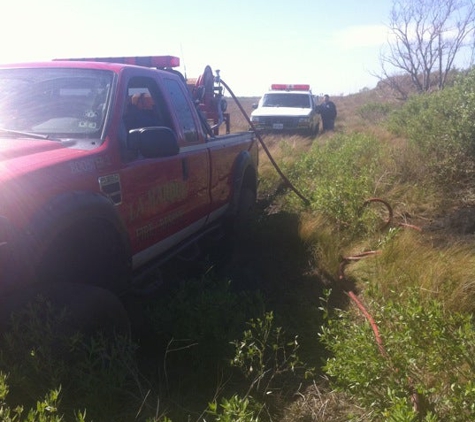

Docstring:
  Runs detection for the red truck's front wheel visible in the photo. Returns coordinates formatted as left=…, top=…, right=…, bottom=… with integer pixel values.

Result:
left=0, top=282, right=131, bottom=338
left=31, top=193, right=132, bottom=296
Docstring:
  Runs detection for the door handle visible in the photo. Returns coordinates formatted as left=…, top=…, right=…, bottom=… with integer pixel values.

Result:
left=182, top=158, right=189, bottom=180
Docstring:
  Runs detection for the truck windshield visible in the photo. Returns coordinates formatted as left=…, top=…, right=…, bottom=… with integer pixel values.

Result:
left=0, top=68, right=113, bottom=139
left=261, top=93, right=311, bottom=108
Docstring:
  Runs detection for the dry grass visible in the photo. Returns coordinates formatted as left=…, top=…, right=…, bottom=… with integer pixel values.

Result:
left=345, top=228, right=475, bottom=314
left=225, top=96, right=258, bottom=133
left=280, top=379, right=368, bottom=422
left=298, top=213, right=345, bottom=281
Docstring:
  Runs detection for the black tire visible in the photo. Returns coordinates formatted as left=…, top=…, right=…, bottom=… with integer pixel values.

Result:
left=0, top=282, right=131, bottom=339
left=222, top=184, right=256, bottom=240
left=37, top=217, right=131, bottom=294
left=217, top=184, right=256, bottom=262
left=235, top=185, right=256, bottom=234
left=32, top=193, right=132, bottom=295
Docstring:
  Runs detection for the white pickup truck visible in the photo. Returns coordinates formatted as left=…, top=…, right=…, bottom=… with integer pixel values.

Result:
left=250, top=84, right=320, bottom=136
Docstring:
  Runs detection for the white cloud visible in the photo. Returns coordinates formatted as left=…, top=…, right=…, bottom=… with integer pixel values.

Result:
left=333, top=25, right=389, bottom=49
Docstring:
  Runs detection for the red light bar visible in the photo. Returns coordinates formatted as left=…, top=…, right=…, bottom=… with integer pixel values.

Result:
left=271, top=83, right=310, bottom=91
left=53, top=55, right=180, bottom=68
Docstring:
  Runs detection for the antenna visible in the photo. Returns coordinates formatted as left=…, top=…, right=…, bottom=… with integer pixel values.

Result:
left=180, top=43, right=187, bottom=81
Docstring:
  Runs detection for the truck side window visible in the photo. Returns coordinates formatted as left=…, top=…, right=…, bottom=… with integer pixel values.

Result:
left=123, top=77, right=170, bottom=132
left=163, top=78, right=199, bottom=143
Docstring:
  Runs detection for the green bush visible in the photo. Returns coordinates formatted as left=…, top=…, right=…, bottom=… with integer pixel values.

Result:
left=231, top=311, right=310, bottom=396
left=206, top=395, right=262, bottom=422
left=201, top=311, right=311, bottom=422
left=0, top=272, right=306, bottom=422
left=284, top=132, right=386, bottom=236
left=0, top=372, right=86, bottom=422
left=387, top=68, right=475, bottom=185
left=320, top=289, right=475, bottom=421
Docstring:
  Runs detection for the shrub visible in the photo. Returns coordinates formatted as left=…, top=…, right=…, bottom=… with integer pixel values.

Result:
left=231, top=311, right=310, bottom=396
left=0, top=372, right=87, bottom=422
left=203, top=311, right=313, bottom=422
left=206, top=395, right=263, bottom=422
left=387, top=68, right=475, bottom=186
left=284, top=132, right=386, bottom=237
left=320, top=289, right=475, bottom=421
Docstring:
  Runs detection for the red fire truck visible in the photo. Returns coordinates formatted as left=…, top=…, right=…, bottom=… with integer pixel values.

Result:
left=0, top=55, right=258, bottom=330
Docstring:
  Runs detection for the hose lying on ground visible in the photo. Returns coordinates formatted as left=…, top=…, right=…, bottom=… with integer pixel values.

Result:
left=339, top=198, right=425, bottom=416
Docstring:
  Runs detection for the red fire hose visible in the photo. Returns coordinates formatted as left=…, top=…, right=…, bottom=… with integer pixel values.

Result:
left=339, top=199, right=425, bottom=415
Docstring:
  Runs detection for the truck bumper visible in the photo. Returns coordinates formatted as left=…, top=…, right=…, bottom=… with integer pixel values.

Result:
left=251, top=118, right=316, bottom=134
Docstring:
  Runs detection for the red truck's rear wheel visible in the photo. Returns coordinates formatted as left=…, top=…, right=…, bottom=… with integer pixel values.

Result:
left=223, top=184, right=256, bottom=240
left=236, top=186, right=256, bottom=231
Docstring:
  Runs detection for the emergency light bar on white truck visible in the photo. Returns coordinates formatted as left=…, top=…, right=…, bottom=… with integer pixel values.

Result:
left=270, top=84, right=311, bottom=91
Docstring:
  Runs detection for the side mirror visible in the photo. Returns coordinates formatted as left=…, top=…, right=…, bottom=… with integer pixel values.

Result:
left=128, top=126, right=179, bottom=158
left=252, top=103, right=258, bottom=109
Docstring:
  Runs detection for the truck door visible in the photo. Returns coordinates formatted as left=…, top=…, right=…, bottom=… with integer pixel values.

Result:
left=117, top=75, right=210, bottom=269
left=161, top=76, right=211, bottom=220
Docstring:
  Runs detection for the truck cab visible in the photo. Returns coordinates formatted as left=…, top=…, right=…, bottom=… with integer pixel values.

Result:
left=250, top=84, right=320, bottom=136
left=0, top=55, right=258, bottom=299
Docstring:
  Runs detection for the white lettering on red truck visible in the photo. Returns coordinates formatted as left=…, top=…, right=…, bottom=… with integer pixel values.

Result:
left=69, top=156, right=112, bottom=175
left=128, top=181, right=188, bottom=222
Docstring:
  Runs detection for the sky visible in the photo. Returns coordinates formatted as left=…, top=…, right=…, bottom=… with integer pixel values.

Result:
left=0, top=0, right=416, bottom=97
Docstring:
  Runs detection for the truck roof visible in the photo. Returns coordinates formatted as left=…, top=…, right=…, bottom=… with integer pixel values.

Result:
left=0, top=60, right=131, bottom=72
left=0, top=55, right=181, bottom=72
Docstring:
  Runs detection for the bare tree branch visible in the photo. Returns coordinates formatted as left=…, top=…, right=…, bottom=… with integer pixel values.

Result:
left=378, top=0, right=475, bottom=98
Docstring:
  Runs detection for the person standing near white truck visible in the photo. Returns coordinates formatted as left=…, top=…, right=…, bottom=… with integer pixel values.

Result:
left=318, top=94, right=337, bottom=132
